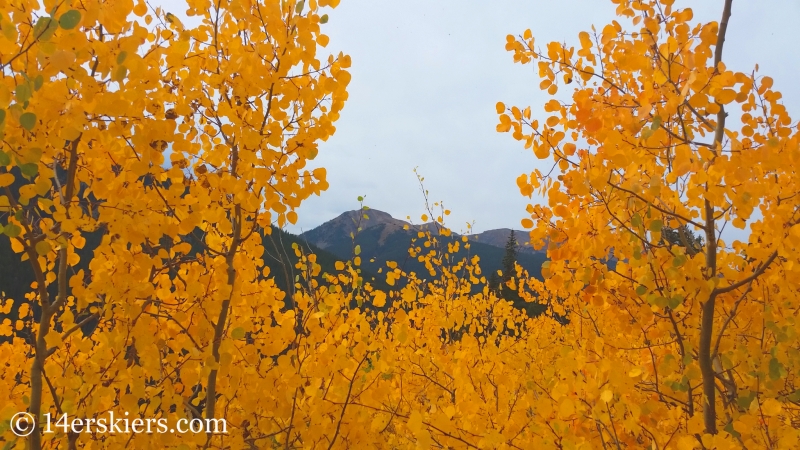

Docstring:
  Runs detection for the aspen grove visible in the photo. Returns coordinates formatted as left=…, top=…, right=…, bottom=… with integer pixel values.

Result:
left=1, top=0, right=798, bottom=448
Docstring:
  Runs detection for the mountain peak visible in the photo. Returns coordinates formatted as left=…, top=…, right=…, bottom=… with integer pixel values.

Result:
left=301, top=208, right=543, bottom=254
left=301, top=209, right=413, bottom=250
left=299, top=208, right=547, bottom=287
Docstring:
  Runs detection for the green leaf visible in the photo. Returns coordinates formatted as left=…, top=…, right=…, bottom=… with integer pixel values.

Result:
left=33, top=75, right=44, bottom=91
left=117, top=51, right=128, bottom=64
left=35, top=241, right=51, bottom=255
left=15, top=83, right=31, bottom=103
left=653, top=296, right=668, bottom=308
left=320, top=14, right=328, bottom=24
left=737, top=391, right=755, bottom=409
left=0, top=150, right=9, bottom=166
left=672, top=255, right=686, bottom=267
left=354, top=245, right=361, bottom=256
left=33, top=17, right=57, bottom=40
left=635, top=285, right=647, bottom=296
left=631, top=213, right=642, bottom=228
left=357, top=195, right=364, bottom=202
left=649, top=219, right=663, bottom=233
left=723, top=421, right=741, bottom=439
left=58, top=10, right=82, bottom=30
left=19, top=163, right=38, bottom=178
left=231, top=327, right=245, bottom=340
left=667, top=296, right=682, bottom=309
left=114, top=65, right=128, bottom=81
left=3, top=223, right=21, bottom=238
left=0, top=109, right=5, bottom=125
left=769, top=358, right=784, bottom=380
left=650, top=115, right=662, bottom=130
left=19, top=112, right=36, bottom=131
left=23, top=147, right=43, bottom=164
left=295, top=0, right=304, bottom=13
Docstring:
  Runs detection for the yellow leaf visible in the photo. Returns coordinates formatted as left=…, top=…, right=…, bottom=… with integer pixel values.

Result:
left=49, top=50, right=76, bottom=72
left=408, top=410, right=423, bottom=434
left=10, top=238, right=24, bottom=253
left=715, top=89, right=737, bottom=104
left=677, top=436, right=697, bottom=450
left=44, top=332, right=62, bottom=349
left=762, top=398, right=782, bottom=416
left=34, top=177, right=51, bottom=196
left=0, top=173, right=14, bottom=187
left=579, top=31, right=592, bottom=49
left=133, top=0, right=147, bottom=16
left=372, top=291, right=386, bottom=308
left=558, top=398, right=574, bottom=418
left=600, top=390, right=613, bottom=403
left=533, top=143, right=550, bottom=159
left=121, top=394, right=139, bottom=413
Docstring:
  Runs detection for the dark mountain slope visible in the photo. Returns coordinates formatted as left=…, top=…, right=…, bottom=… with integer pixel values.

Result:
left=0, top=225, right=386, bottom=339
left=300, top=210, right=547, bottom=285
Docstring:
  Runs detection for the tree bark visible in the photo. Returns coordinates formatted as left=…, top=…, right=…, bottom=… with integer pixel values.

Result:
left=28, top=136, right=81, bottom=450
left=697, top=0, right=733, bottom=435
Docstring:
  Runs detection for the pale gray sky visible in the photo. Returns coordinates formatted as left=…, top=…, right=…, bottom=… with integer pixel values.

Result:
left=162, top=0, right=800, bottom=235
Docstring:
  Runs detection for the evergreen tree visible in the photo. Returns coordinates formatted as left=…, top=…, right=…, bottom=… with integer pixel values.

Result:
left=495, top=230, right=547, bottom=318
left=498, top=230, right=522, bottom=306
left=661, top=224, right=704, bottom=254
left=501, top=230, right=518, bottom=282
left=487, top=271, right=501, bottom=294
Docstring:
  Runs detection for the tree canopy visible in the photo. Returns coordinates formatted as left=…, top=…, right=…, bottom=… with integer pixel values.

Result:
left=1, top=0, right=798, bottom=448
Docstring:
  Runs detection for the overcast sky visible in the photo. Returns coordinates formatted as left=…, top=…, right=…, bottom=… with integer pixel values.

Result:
left=163, top=0, right=800, bottom=235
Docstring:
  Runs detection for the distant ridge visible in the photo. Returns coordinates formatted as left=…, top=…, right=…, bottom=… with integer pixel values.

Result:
left=467, top=228, right=542, bottom=254
left=304, top=209, right=544, bottom=254
left=300, top=209, right=547, bottom=282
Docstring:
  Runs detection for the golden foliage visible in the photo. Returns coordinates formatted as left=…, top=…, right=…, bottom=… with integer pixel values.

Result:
left=1, top=0, right=799, bottom=449
left=499, top=0, right=800, bottom=447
